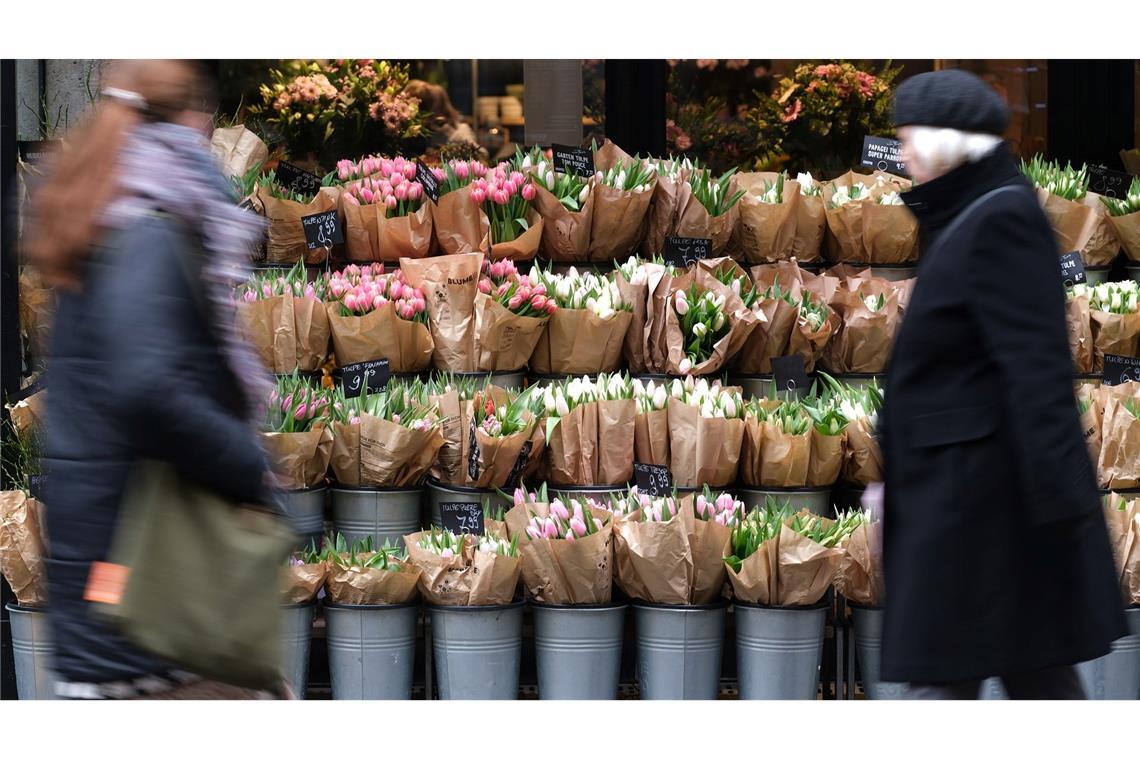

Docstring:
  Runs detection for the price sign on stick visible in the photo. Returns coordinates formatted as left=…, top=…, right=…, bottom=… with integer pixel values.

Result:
left=302, top=210, right=344, bottom=251
left=1087, top=165, right=1132, bottom=199
left=1103, top=354, right=1140, bottom=386
left=336, top=359, right=390, bottom=398
left=552, top=144, right=594, bottom=177
left=662, top=236, right=712, bottom=269
left=439, top=502, right=485, bottom=535
left=1059, top=252, right=1086, bottom=288
left=771, top=355, right=810, bottom=395
left=860, top=136, right=908, bottom=177
left=634, top=463, right=672, bottom=497
left=276, top=160, right=323, bottom=196
left=415, top=161, right=441, bottom=203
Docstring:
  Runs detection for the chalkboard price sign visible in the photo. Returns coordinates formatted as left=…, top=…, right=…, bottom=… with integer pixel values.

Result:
left=302, top=210, right=344, bottom=251
left=1059, top=251, right=1086, bottom=288
left=552, top=144, right=595, bottom=177
left=860, top=136, right=908, bottom=177
left=771, top=355, right=810, bottom=395
left=1103, top=354, right=1140, bottom=386
left=662, top=236, right=712, bottom=269
left=276, top=160, right=323, bottom=196
left=1087, top=165, right=1132, bottom=199
left=336, top=358, right=390, bottom=398
left=416, top=161, right=441, bottom=203
left=634, top=462, right=672, bottom=497
left=439, top=502, right=485, bottom=535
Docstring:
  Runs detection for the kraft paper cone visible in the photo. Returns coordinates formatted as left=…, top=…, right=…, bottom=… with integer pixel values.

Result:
left=822, top=280, right=901, bottom=374
left=358, top=416, right=444, bottom=487
left=1107, top=211, right=1140, bottom=262
left=469, top=422, right=537, bottom=489
left=261, top=425, right=334, bottom=490
left=434, top=184, right=491, bottom=256
left=1089, top=310, right=1140, bottom=372
left=588, top=181, right=656, bottom=261
left=1124, top=504, right=1140, bottom=605
left=1101, top=496, right=1137, bottom=605
left=731, top=173, right=800, bottom=264
left=641, top=174, right=685, bottom=256
left=667, top=399, right=744, bottom=488
left=325, top=302, right=434, bottom=373
left=613, top=511, right=693, bottom=604
left=489, top=211, right=544, bottom=262
left=257, top=184, right=340, bottom=265
left=474, top=293, right=550, bottom=372
left=823, top=171, right=917, bottom=264
left=530, top=308, right=632, bottom=375
left=597, top=398, right=636, bottom=485
left=758, top=421, right=811, bottom=488
left=614, top=270, right=650, bottom=373
left=1078, top=384, right=1103, bottom=465
left=530, top=181, right=593, bottom=263
left=843, top=416, right=883, bottom=486
left=634, top=409, right=671, bottom=466
left=210, top=125, right=268, bottom=180
left=406, top=533, right=521, bottom=606
left=673, top=184, right=739, bottom=257
left=593, top=139, right=635, bottom=171
left=739, top=416, right=765, bottom=487
left=237, top=295, right=330, bottom=373
left=18, top=268, right=54, bottom=361
left=1035, top=189, right=1119, bottom=266
left=325, top=557, right=422, bottom=605
left=7, top=390, right=45, bottom=444
left=280, top=562, right=327, bottom=604
left=400, top=253, right=482, bottom=372
left=1096, top=386, right=1140, bottom=489
left=794, top=194, right=826, bottom=263
left=690, top=516, right=731, bottom=604
left=774, top=524, right=844, bottom=606
left=547, top=403, right=599, bottom=486
left=861, top=200, right=919, bottom=264
left=343, top=199, right=433, bottom=263
left=331, top=421, right=362, bottom=487
left=506, top=503, right=614, bottom=604
left=664, top=270, right=759, bottom=376
left=835, top=520, right=883, bottom=606
left=1066, top=294, right=1095, bottom=374
left=1080, top=193, right=1122, bottom=267
left=644, top=265, right=675, bottom=373
left=807, top=428, right=845, bottom=487
left=0, top=491, right=47, bottom=607
left=429, top=390, right=463, bottom=484
left=789, top=309, right=840, bottom=373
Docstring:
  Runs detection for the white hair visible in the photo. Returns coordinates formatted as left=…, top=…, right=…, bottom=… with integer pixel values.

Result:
left=906, top=126, right=1003, bottom=177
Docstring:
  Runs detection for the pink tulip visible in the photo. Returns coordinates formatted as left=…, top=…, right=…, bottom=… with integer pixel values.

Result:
left=496, top=282, right=510, bottom=298
left=243, top=290, right=257, bottom=303
left=471, top=162, right=487, bottom=178
left=432, top=167, right=446, bottom=181
left=527, top=526, right=542, bottom=541
left=470, top=187, right=486, bottom=205
left=716, top=493, right=735, bottom=513
left=594, top=518, right=604, bottom=532
left=294, top=403, right=309, bottom=421
left=385, top=195, right=398, bottom=210
left=303, top=283, right=316, bottom=300
left=544, top=300, right=557, bottom=315
left=551, top=500, right=570, bottom=521
left=394, top=182, right=408, bottom=202
left=503, top=179, right=518, bottom=196
left=531, top=295, right=548, bottom=312
left=407, top=182, right=423, bottom=201
left=485, top=182, right=498, bottom=198
left=361, top=187, right=374, bottom=204
left=454, top=161, right=469, bottom=180
left=532, top=283, right=547, bottom=297
left=510, top=171, right=525, bottom=187
left=414, top=297, right=426, bottom=312
left=441, top=548, right=454, bottom=558
left=569, top=516, right=587, bottom=537
left=373, top=295, right=385, bottom=311
left=478, top=278, right=492, bottom=294
left=542, top=519, right=559, bottom=539
left=696, top=495, right=708, bottom=518
left=344, top=192, right=360, bottom=206
left=508, top=294, right=524, bottom=311
left=521, top=182, right=536, bottom=202
left=344, top=293, right=358, bottom=311
left=403, top=162, right=416, bottom=180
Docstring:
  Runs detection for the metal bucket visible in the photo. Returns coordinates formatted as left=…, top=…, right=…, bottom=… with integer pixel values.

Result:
left=278, top=486, right=327, bottom=550
left=730, top=373, right=815, bottom=401
left=1076, top=606, right=1140, bottom=700
left=430, top=601, right=524, bottom=700
left=549, top=484, right=630, bottom=505
left=736, top=486, right=832, bottom=516
left=1084, top=265, right=1112, bottom=285
left=849, top=604, right=910, bottom=699
left=6, top=603, right=56, bottom=700
left=832, top=373, right=884, bottom=392
left=532, top=602, right=626, bottom=700
left=324, top=602, right=418, bottom=700
left=331, top=486, right=423, bottom=549
left=868, top=265, right=918, bottom=282
left=280, top=601, right=316, bottom=699
left=1126, top=264, right=1140, bottom=286
left=632, top=601, right=725, bottom=700
left=734, top=600, right=827, bottom=700
left=425, top=478, right=511, bottom=529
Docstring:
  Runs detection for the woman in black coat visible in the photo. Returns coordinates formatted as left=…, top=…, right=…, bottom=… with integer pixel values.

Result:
left=26, top=61, right=276, bottom=699
left=879, top=70, right=1126, bottom=698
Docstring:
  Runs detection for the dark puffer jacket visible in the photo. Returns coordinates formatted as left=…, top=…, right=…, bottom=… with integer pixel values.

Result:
left=43, top=213, right=270, bottom=686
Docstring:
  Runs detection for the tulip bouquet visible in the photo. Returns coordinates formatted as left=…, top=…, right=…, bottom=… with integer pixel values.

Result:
left=538, top=373, right=636, bottom=486
left=632, top=377, right=671, bottom=467
left=254, top=168, right=341, bottom=265
left=423, top=372, right=501, bottom=485
left=589, top=145, right=658, bottom=262
left=472, top=263, right=556, bottom=371
left=671, top=166, right=745, bottom=256
left=1096, top=382, right=1140, bottom=490
left=260, top=373, right=335, bottom=490
left=835, top=510, right=883, bottom=606
left=796, top=172, right=824, bottom=198
left=614, top=256, right=677, bottom=373
left=323, top=263, right=433, bottom=374
left=340, top=156, right=433, bottom=263
left=1022, top=154, right=1121, bottom=267
left=1021, top=155, right=1088, bottom=201
left=1102, top=493, right=1140, bottom=606
left=1066, top=285, right=1095, bottom=373
left=1102, top=177, right=1140, bottom=217
left=822, top=275, right=903, bottom=374
left=334, top=155, right=386, bottom=184
left=465, top=387, right=545, bottom=489
left=429, top=160, right=492, bottom=256
left=640, top=157, right=699, bottom=257
left=323, top=536, right=423, bottom=606
left=523, top=152, right=596, bottom=263
left=671, top=284, right=727, bottom=374
left=405, top=527, right=522, bottom=606
left=1102, top=177, right=1140, bottom=262
left=823, top=171, right=917, bottom=264
left=877, top=191, right=904, bottom=206
left=662, top=259, right=760, bottom=376
left=820, top=373, right=883, bottom=485
left=665, top=376, right=746, bottom=488
left=1072, top=281, right=1140, bottom=370
left=235, top=261, right=331, bottom=374
left=694, top=486, right=746, bottom=527
left=740, top=394, right=847, bottom=488
left=529, top=266, right=634, bottom=375
left=828, top=182, right=870, bottom=208
left=0, top=486, right=47, bottom=607
left=470, top=162, right=543, bottom=261
left=281, top=542, right=327, bottom=604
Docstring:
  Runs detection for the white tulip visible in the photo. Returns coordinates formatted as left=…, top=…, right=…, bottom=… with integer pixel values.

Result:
left=521, top=155, right=532, bottom=168
left=671, top=379, right=685, bottom=398
left=692, top=322, right=708, bottom=338
left=652, top=385, right=668, bottom=410
left=723, top=396, right=737, bottom=418
left=579, top=185, right=590, bottom=204
left=556, top=395, right=570, bottom=417
left=713, top=312, right=725, bottom=331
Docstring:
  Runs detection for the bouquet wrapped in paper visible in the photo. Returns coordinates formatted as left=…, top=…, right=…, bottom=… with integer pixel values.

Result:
left=540, top=373, right=636, bottom=486
left=821, top=374, right=884, bottom=486
left=666, top=377, right=746, bottom=488
left=430, top=160, right=492, bottom=255
left=0, top=489, right=47, bottom=607
left=522, top=149, right=594, bottom=263
left=640, top=157, right=697, bottom=256
left=672, top=167, right=744, bottom=257
left=664, top=260, right=759, bottom=375
left=723, top=502, right=862, bottom=606
left=210, top=124, right=268, bottom=181
left=1078, top=383, right=1103, bottom=464
left=730, top=172, right=801, bottom=264
left=464, top=387, right=546, bottom=489
left=822, top=276, right=904, bottom=374
left=324, top=535, right=422, bottom=605
left=255, top=169, right=341, bottom=265
left=739, top=395, right=848, bottom=488
left=236, top=261, right=331, bottom=373
left=18, top=267, right=54, bottom=364
left=1022, top=156, right=1120, bottom=267
left=426, top=373, right=501, bottom=485
left=612, top=488, right=740, bottom=605
left=1096, top=382, right=1140, bottom=490
left=834, top=511, right=883, bottom=606
left=328, top=382, right=444, bottom=487
left=281, top=542, right=328, bottom=604
left=325, top=263, right=433, bottom=373
left=473, top=259, right=555, bottom=371
left=340, top=156, right=433, bottom=262
left=1071, top=282, right=1140, bottom=371
left=588, top=155, right=657, bottom=261
left=734, top=261, right=839, bottom=374
left=529, top=266, right=633, bottom=374
left=405, top=528, right=521, bottom=606
left=1102, top=494, right=1140, bottom=606
left=260, top=373, right=335, bottom=490
left=615, top=257, right=677, bottom=373
left=823, top=171, right=918, bottom=264
left=1066, top=287, right=1095, bottom=374
left=633, top=377, right=671, bottom=467
left=400, top=252, right=483, bottom=372
left=1102, top=176, right=1140, bottom=262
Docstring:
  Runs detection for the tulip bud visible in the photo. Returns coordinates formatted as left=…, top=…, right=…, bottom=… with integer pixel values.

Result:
left=679, top=357, right=693, bottom=374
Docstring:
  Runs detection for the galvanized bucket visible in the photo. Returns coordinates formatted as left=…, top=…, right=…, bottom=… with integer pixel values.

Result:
left=278, top=486, right=327, bottom=550
left=430, top=601, right=524, bottom=700
left=832, top=373, right=884, bottom=392
left=849, top=603, right=911, bottom=699
left=324, top=602, right=418, bottom=700
left=531, top=602, right=626, bottom=700
left=868, top=265, right=918, bottom=282
left=734, top=600, right=827, bottom=700
left=425, top=478, right=511, bottom=529
left=1077, top=606, right=1140, bottom=700
left=280, top=601, right=316, bottom=699
left=549, top=484, right=630, bottom=505
left=1126, top=264, right=1140, bottom=287
left=632, top=600, right=726, bottom=700
left=1084, top=265, right=1112, bottom=285
left=736, top=486, right=832, bottom=516
left=331, top=486, right=423, bottom=549
left=6, top=603, right=56, bottom=700
left=445, top=370, right=525, bottom=393
left=729, top=374, right=812, bottom=401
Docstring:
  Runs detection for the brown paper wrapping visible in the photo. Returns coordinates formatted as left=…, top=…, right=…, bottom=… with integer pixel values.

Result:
left=489, top=211, right=544, bottom=263
left=531, top=181, right=594, bottom=263
left=261, top=425, right=334, bottom=490
left=1102, top=496, right=1140, bottom=606
left=7, top=390, right=46, bottom=444
left=824, top=172, right=917, bottom=264
left=237, top=294, right=330, bottom=373
left=468, top=420, right=538, bottom=489
left=614, top=271, right=651, bottom=373
left=667, top=399, right=744, bottom=488
left=0, top=491, right=47, bottom=606
left=822, top=279, right=902, bottom=374
left=789, top=309, right=840, bottom=374
left=257, top=184, right=340, bottom=265
left=689, top=516, right=732, bottom=604
left=834, top=520, right=883, bottom=606
left=593, top=139, right=635, bottom=172
left=735, top=299, right=797, bottom=374
left=731, top=173, right=800, bottom=264
left=331, top=416, right=443, bottom=488
left=634, top=409, right=671, bottom=466
left=505, top=502, right=613, bottom=604
left=596, top=398, right=636, bottom=485
left=613, top=506, right=727, bottom=605
left=794, top=194, right=826, bottom=263
left=588, top=182, right=656, bottom=262
left=18, top=268, right=54, bottom=361
left=641, top=175, right=685, bottom=256
left=400, top=253, right=482, bottom=372
left=529, top=308, right=632, bottom=375
left=434, top=184, right=491, bottom=256
left=1124, top=506, right=1140, bottom=606
left=429, top=390, right=464, bottom=484
left=726, top=523, right=844, bottom=606
left=664, top=268, right=760, bottom=376
left=1080, top=193, right=1122, bottom=266
left=547, top=403, right=599, bottom=486
left=1096, top=384, right=1140, bottom=489
left=405, top=531, right=521, bottom=606
left=739, top=417, right=810, bottom=488
left=325, top=557, right=422, bottom=605
left=1035, top=189, right=1120, bottom=267
left=643, top=265, right=676, bottom=373
left=280, top=562, right=327, bottom=604
left=1089, top=309, right=1140, bottom=372
left=673, top=185, right=739, bottom=257
left=1066, top=294, right=1095, bottom=374
left=474, top=293, right=550, bottom=372
left=210, top=125, right=268, bottom=180
left=807, top=428, right=845, bottom=487
left=342, top=199, right=433, bottom=263
left=325, top=302, right=434, bottom=373
left=1107, top=211, right=1140, bottom=262
left=843, top=416, right=883, bottom=486
left=1078, top=383, right=1103, bottom=465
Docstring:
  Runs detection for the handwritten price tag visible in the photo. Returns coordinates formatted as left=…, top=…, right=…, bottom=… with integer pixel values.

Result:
left=276, top=160, right=323, bottom=196
left=634, top=462, right=672, bottom=497
left=1103, top=354, right=1140, bottom=386
left=439, top=502, right=485, bottom=535
left=416, top=161, right=441, bottom=203
left=336, top=359, right=390, bottom=398
left=860, top=136, right=908, bottom=177
left=1087, top=165, right=1132, bottom=199
left=552, top=144, right=594, bottom=177
left=1060, top=251, right=1086, bottom=288
left=662, top=236, right=712, bottom=269
left=302, top=210, right=344, bottom=251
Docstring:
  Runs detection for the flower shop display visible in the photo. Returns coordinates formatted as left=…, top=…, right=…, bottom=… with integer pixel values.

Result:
left=822, top=374, right=884, bottom=486
left=235, top=260, right=331, bottom=374
left=254, top=168, right=341, bottom=265
left=821, top=273, right=904, bottom=374
left=529, top=266, right=634, bottom=375
left=430, top=160, right=492, bottom=256
left=664, top=259, right=759, bottom=376
left=730, top=172, right=801, bottom=264
left=1102, top=176, right=1140, bottom=262
left=641, top=157, right=696, bottom=256
left=672, top=166, right=745, bottom=256
left=1071, top=282, right=1140, bottom=370
left=340, top=156, right=433, bottom=263
left=633, top=377, right=671, bottom=466
left=324, top=263, right=433, bottom=374
left=279, top=542, right=325, bottom=700
left=587, top=140, right=658, bottom=262
left=615, top=256, right=676, bottom=373
left=464, top=386, right=546, bottom=490
left=739, top=394, right=848, bottom=496
left=1093, top=382, right=1140, bottom=490
left=1022, top=155, right=1121, bottom=268
left=210, top=124, right=268, bottom=184
left=824, top=170, right=918, bottom=265
left=523, top=150, right=595, bottom=263
left=666, top=377, right=746, bottom=488
left=539, top=373, right=636, bottom=486
left=473, top=163, right=543, bottom=262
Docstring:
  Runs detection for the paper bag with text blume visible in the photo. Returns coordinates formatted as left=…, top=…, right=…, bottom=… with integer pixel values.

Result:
left=400, top=253, right=482, bottom=372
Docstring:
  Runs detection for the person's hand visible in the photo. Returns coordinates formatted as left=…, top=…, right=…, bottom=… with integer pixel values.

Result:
left=861, top=481, right=885, bottom=523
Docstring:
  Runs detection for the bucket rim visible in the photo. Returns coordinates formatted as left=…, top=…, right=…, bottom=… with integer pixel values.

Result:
left=323, top=600, right=421, bottom=611
left=733, top=598, right=831, bottom=612
left=329, top=483, right=425, bottom=494
left=424, top=477, right=505, bottom=496
left=630, top=599, right=729, bottom=612
left=5, top=602, right=49, bottom=614
left=427, top=599, right=526, bottom=613
left=283, top=484, right=328, bottom=495
left=528, top=600, right=628, bottom=612
left=281, top=599, right=319, bottom=611
left=549, top=484, right=632, bottom=493
left=735, top=484, right=832, bottom=495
